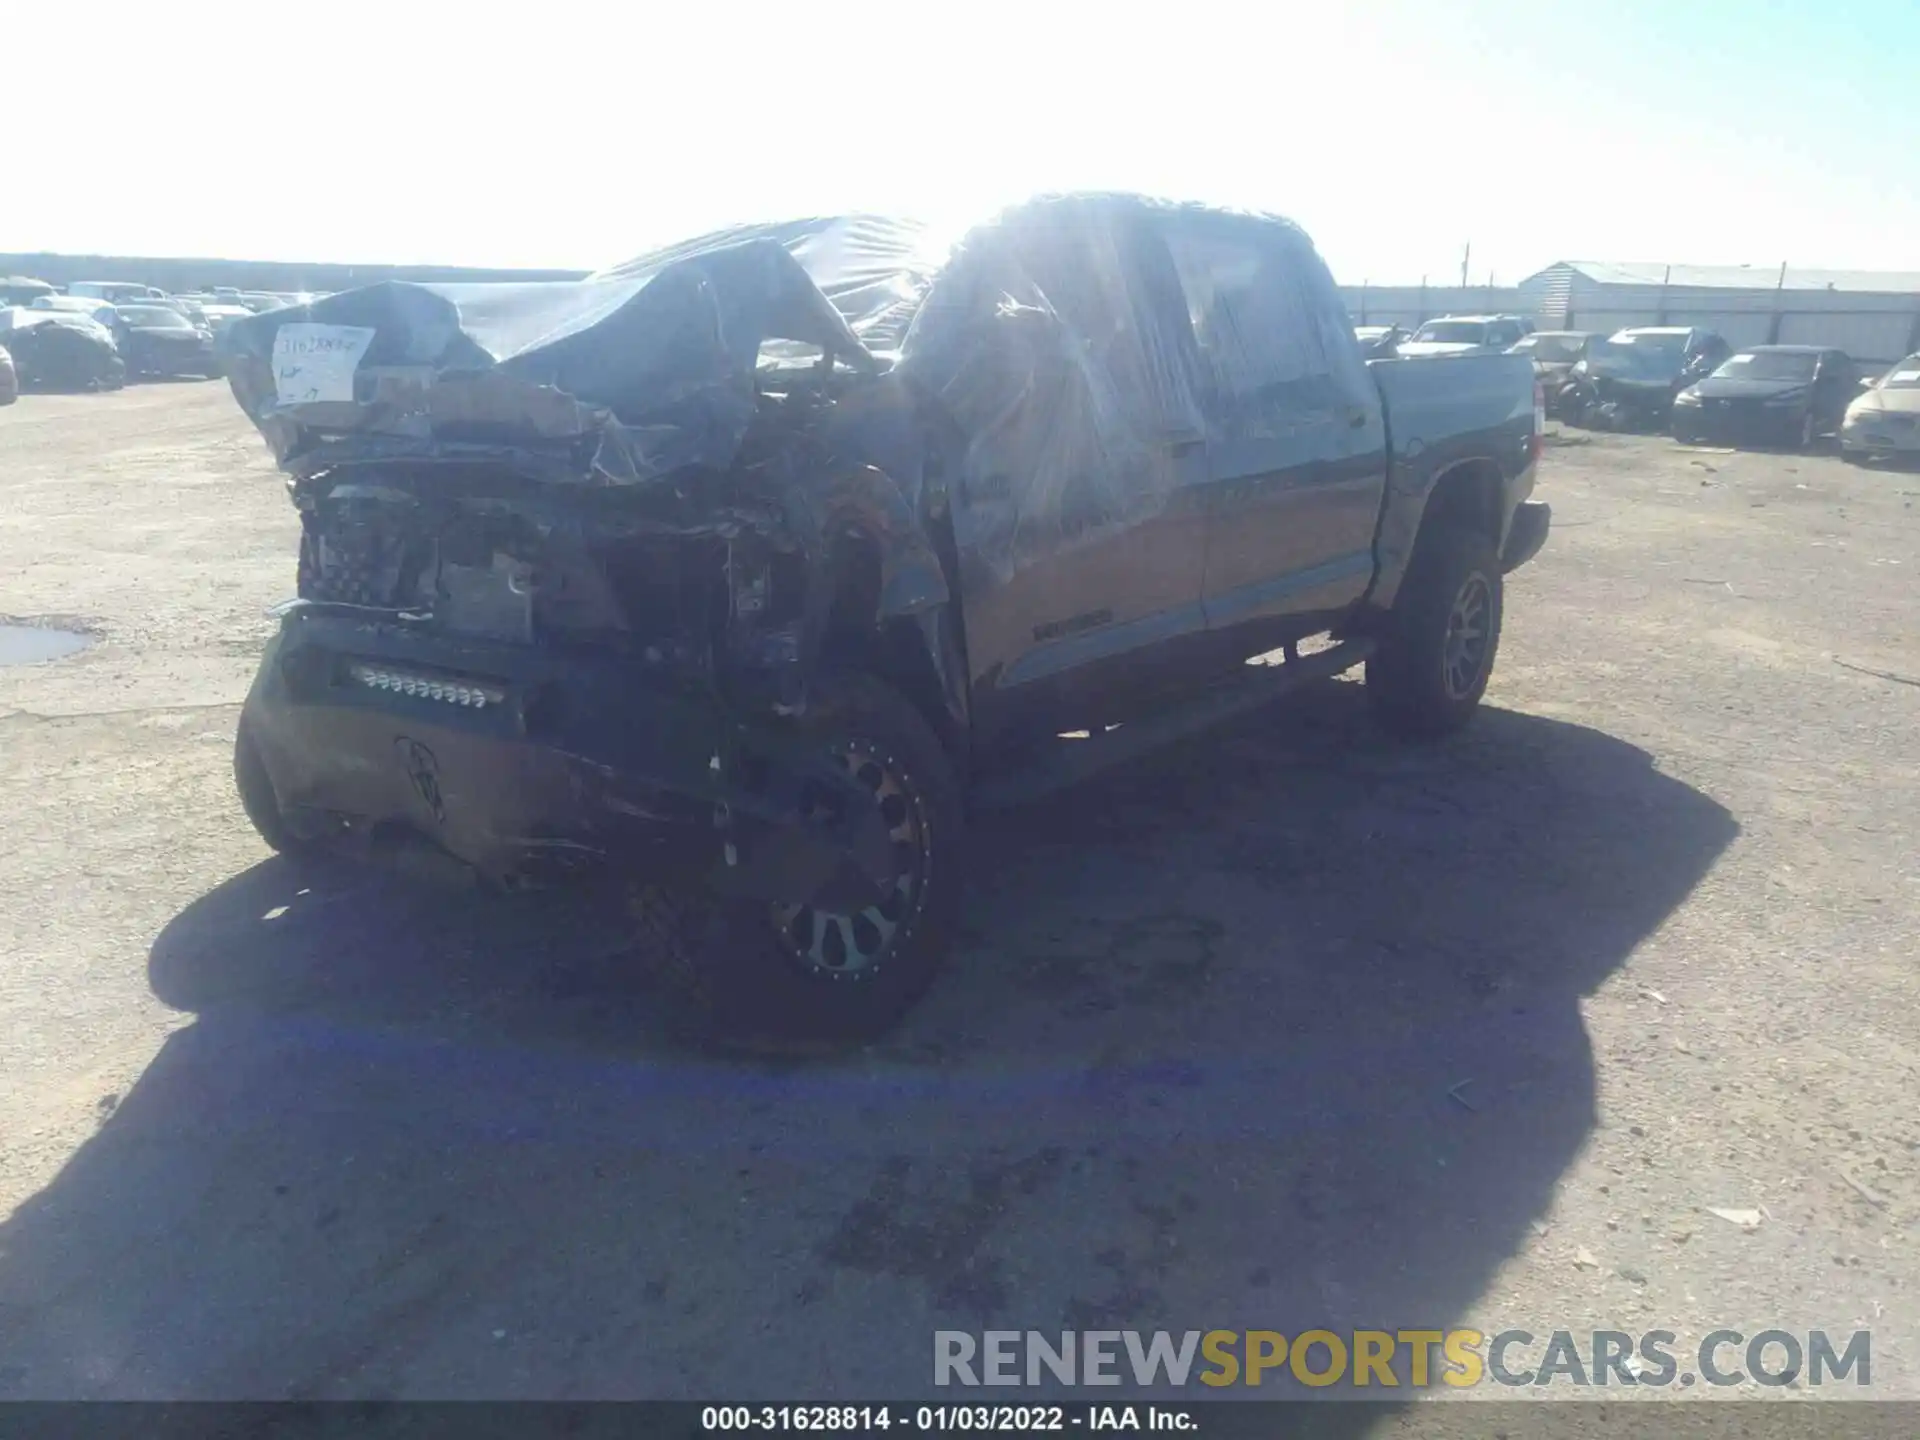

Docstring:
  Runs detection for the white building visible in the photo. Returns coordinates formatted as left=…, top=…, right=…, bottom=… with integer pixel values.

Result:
left=1339, top=283, right=1528, bottom=330
left=1516, top=262, right=1920, bottom=365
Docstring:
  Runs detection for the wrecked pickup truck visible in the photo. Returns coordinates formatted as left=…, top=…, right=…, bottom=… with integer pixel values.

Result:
left=221, top=194, right=1549, bottom=1039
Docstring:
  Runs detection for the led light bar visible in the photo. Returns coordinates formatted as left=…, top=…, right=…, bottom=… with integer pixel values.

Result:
left=347, top=663, right=505, bottom=709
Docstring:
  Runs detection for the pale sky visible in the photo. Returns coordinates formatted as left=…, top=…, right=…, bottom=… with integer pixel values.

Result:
left=10, top=0, right=1918, bottom=283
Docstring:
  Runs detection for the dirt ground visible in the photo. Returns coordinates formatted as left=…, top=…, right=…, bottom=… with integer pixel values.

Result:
left=1, top=384, right=1916, bottom=1411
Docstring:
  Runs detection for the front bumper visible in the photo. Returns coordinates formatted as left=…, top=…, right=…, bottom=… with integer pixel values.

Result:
left=131, top=342, right=215, bottom=376
left=1842, top=414, right=1920, bottom=456
left=1588, top=380, right=1676, bottom=426
left=243, top=604, right=895, bottom=905
left=1501, top=501, right=1551, bottom=572
left=1673, top=400, right=1807, bottom=446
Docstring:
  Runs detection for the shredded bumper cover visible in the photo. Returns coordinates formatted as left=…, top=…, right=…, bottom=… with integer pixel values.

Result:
left=244, top=604, right=898, bottom=908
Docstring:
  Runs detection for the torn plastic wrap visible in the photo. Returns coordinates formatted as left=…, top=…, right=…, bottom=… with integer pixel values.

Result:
left=895, top=194, right=1214, bottom=581
left=224, top=196, right=1341, bottom=591
left=221, top=238, right=876, bottom=487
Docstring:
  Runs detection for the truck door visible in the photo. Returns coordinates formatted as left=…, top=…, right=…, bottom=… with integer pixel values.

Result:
left=918, top=200, right=1214, bottom=742
left=1154, top=214, right=1389, bottom=632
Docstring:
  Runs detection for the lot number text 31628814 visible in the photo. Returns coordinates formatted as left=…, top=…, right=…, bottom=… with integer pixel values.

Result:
left=701, top=1405, right=1195, bottom=1431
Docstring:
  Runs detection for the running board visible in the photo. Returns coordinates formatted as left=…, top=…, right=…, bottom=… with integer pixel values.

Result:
left=971, top=638, right=1375, bottom=812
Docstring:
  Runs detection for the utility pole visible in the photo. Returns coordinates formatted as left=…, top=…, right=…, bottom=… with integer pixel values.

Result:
left=1461, top=243, right=1471, bottom=289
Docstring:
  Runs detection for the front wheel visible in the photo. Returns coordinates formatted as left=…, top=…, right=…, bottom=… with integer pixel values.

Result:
left=629, top=672, right=964, bottom=1046
left=1367, top=523, right=1504, bottom=739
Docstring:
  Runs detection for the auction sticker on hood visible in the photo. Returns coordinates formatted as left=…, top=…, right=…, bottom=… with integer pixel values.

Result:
left=272, top=323, right=375, bottom=405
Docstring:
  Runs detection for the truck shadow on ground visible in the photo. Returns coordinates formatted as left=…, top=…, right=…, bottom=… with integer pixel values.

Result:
left=0, top=683, right=1736, bottom=1415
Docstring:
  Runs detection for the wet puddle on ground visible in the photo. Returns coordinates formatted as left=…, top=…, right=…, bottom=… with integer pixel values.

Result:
left=0, top=625, right=91, bottom=666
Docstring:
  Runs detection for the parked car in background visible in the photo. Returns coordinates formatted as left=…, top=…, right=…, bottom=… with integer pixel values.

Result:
left=31, top=295, right=120, bottom=326
left=1841, top=354, right=1920, bottom=466
left=1564, top=326, right=1731, bottom=430
left=1396, top=314, right=1534, bottom=358
left=66, top=280, right=168, bottom=305
left=133, top=294, right=210, bottom=324
left=0, top=340, right=17, bottom=405
left=0, top=310, right=125, bottom=391
left=197, top=302, right=257, bottom=338
left=1353, top=324, right=1407, bottom=359
left=1671, top=346, right=1856, bottom=450
left=1507, top=330, right=1596, bottom=416
left=112, top=303, right=218, bottom=379
left=0, top=275, right=56, bottom=307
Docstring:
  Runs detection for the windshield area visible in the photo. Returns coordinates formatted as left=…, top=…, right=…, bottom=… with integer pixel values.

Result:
left=1590, top=334, right=1686, bottom=376
left=1410, top=321, right=1487, bottom=344
left=119, top=306, right=193, bottom=329
left=1711, top=351, right=1817, bottom=382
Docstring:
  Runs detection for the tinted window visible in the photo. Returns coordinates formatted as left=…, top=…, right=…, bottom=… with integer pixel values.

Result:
left=1158, top=220, right=1358, bottom=431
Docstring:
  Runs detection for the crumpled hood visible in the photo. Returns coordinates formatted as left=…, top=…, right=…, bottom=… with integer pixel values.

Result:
left=1853, top=386, right=1920, bottom=416
left=219, top=238, right=879, bottom=486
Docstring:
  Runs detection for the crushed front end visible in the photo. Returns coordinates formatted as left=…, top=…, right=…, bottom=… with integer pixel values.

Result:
left=221, top=233, right=956, bottom=914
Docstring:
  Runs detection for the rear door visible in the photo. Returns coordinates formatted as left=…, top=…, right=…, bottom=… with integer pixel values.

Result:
left=1153, top=212, right=1389, bottom=631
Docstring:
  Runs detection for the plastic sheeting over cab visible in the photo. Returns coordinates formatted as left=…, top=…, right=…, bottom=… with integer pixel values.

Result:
left=219, top=194, right=1362, bottom=587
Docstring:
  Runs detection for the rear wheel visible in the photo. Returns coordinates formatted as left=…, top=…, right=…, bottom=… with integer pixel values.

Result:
left=1367, top=523, right=1504, bottom=739
left=629, top=672, right=963, bottom=1047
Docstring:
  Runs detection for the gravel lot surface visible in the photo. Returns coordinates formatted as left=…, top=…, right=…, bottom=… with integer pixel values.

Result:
left=1, top=385, right=1915, bottom=1413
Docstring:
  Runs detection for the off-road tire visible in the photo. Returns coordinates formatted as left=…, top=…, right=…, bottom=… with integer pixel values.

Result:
left=234, top=713, right=303, bottom=855
left=1367, top=522, right=1504, bottom=739
left=628, top=671, right=964, bottom=1049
